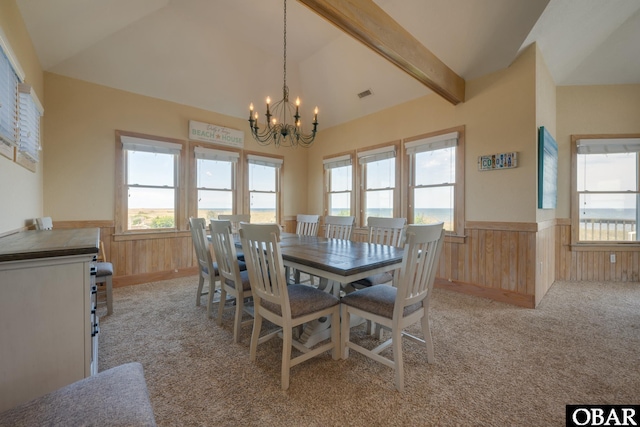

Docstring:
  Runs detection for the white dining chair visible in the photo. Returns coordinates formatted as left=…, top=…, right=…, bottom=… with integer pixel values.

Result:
left=218, top=214, right=250, bottom=261
left=189, top=217, right=219, bottom=308
left=295, top=214, right=320, bottom=236
left=350, top=217, right=407, bottom=289
left=293, top=214, right=321, bottom=284
left=217, top=214, right=250, bottom=235
left=340, top=222, right=445, bottom=391
left=239, top=222, right=340, bottom=390
left=209, top=219, right=253, bottom=342
left=323, top=215, right=355, bottom=240
left=95, top=240, right=114, bottom=315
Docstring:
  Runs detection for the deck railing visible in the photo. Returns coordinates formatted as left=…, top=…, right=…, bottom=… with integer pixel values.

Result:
left=579, top=217, right=637, bottom=241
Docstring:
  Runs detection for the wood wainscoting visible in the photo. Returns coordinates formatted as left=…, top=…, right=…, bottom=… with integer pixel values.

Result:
left=349, top=221, right=542, bottom=308
left=555, top=219, right=640, bottom=282
left=51, top=219, right=639, bottom=304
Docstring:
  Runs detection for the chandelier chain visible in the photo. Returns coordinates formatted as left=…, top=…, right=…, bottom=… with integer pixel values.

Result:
left=283, top=0, right=287, bottom=93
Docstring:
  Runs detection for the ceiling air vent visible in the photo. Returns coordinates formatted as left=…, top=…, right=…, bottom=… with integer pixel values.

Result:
left=357, top=89, right=373, bottom=99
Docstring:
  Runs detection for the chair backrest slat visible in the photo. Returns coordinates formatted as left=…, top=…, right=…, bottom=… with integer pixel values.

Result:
left=324, top=215, right=355, bottom=240
left=240, top=223, right=289, bottom=311
left=296, top=214, right=320, bottom=236
left=394, top=223, right=445, bottom=317
left=367, top=216, right=407, bottom=247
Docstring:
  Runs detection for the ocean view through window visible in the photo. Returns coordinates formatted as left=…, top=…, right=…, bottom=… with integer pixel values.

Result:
left=575, top=139, right=640, bottom=242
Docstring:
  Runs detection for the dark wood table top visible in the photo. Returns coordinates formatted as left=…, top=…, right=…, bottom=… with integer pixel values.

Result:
left=277, top=233, right=404, bottom=278
left=0, top=228, right=100, bottom=262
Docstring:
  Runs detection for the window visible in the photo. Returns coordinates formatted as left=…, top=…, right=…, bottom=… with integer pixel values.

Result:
left=572, top=136, right=640, bottom=243
left=324, top=154, right=353, bottom=217
left=0, top=34, right=24, bottom=157
left=247, top=154, right=283, bottom=224
left=405, top=128, right=464, bottom=235
left=195, top=146, right=239, bottom=220
left=17, top=83, right=43, bottom=162
left=357, top=145, right=398, bottom=223
left=116, top=133, right=185, bottom=233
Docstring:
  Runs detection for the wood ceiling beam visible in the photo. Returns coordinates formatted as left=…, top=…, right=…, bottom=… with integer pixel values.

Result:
left=298, top=0, right=465, bottom=105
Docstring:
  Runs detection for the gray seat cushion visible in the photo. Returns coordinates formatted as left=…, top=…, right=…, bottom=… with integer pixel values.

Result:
left=261, top=284, right=339, bottom=319
left=224, top=269, right=252, bottom=291
left=95, top=261, right=113, bottom=277
left=0, top=362, right=156, bottom=427
left=340, top=284, right=422, bottom=319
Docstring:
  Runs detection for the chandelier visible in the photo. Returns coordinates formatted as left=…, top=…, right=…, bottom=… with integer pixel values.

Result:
left=248, top=0, right=318, bottom=148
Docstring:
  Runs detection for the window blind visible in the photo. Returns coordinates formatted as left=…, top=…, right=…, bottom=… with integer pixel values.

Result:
left=323, top=154, right=352, bottom=169
left=0, top=49, right=20, bottom=147
left=121, top=135, right=182, bottom=155
left=247, top=154, right=283, bottom=168
left=194, top=146, right=239, bottom=162
left=17, top=83, right=43, bottom=162
left=357, top=146, right=396, bottom=164
left=405, top=131, right=459, bottom=155
left=576, top=138, right=640, bottom=154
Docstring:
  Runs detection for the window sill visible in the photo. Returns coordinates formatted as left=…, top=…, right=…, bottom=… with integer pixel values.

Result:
left=114, top=230, right=191, bottom=241
left=570, top=242, right=640, bottom=252
left=445, top=234, right=466, bottom=244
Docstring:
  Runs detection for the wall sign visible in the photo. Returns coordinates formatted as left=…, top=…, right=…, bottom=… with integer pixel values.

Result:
left=189, top=120, right=244, bottom=148
left=478, top=152, right=517, bottom=171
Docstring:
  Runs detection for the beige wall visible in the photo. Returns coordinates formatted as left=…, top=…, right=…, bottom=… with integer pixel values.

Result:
left=556, top=84, right=640, bottom=218
left=307, top=44, right=538, bottom=223
left=43, top=73, right=308, bottom=221
left=535, top=44, right=557, bottom=223
left=0, top=0, right=44, bottom=234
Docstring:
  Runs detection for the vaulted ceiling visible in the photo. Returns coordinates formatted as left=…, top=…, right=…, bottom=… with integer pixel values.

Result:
left=16, top=0, right=640, bottom=129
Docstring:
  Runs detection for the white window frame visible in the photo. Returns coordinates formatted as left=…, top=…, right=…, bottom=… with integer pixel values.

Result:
left=246, top=153, right=283, bottom=225
left=357, top=144, right=399, bottom=226
left=115, top=132, right=186, bottom=234
left=571, top=134, right=640, bottom=246
left=405, top=127, right=465, bottom=237
left=194, top=146, right=240, bottom=220
left=323, top=153, right=354, bottom=217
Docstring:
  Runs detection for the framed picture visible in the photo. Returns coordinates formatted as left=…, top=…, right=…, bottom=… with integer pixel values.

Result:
left=538, top=126, right=558, bottom=209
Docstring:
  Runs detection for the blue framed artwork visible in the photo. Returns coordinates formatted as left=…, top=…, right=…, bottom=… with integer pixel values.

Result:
left=538, top=126, right=558, bottom=209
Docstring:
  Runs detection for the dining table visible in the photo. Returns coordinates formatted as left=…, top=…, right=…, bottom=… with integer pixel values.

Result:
left=276, top=232, right=404, bottom=347
left=219, top=231, right=404, bottom=347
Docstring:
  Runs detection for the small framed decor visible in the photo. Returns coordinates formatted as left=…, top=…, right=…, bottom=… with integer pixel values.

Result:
left=478, top=152, right=517, bottom=171
left=538, top=126, right=558, bottom=209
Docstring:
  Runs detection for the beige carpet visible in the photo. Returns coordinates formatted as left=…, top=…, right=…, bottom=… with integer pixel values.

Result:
left=98, top=278, right=640, bottom=426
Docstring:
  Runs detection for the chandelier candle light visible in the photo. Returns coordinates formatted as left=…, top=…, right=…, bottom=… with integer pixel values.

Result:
left=248, top=0, right=318, bottom=148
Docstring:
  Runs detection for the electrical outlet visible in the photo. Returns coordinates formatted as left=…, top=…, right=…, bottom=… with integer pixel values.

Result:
left=610, top=253, right=616, bottom=263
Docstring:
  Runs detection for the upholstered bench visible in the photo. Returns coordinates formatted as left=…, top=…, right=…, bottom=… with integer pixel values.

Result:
left=0, top=362, right=156, bottom=426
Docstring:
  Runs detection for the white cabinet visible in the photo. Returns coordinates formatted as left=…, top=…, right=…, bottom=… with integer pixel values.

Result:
left=0, top=228, right=99, bottom=412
